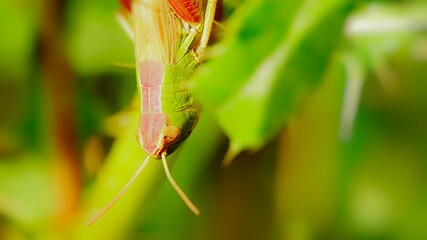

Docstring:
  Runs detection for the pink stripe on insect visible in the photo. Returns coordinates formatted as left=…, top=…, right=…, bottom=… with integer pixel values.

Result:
left=139, top=113, right=166, bottom=155
left=139, top=60, right=164, bottom=114
left=138, top=60, right=168, bottom=155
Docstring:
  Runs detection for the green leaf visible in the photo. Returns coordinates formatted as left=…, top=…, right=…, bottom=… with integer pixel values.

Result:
left=0, top=154, right=56, bottom=227
left=195, top=0, right=354, bottom=162
left=65, top=0, right=133, bottom=76
left=0, top=1, right=38, bottom=80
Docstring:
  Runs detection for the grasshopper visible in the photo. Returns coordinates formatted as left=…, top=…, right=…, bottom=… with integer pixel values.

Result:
left=87, top=0, right=217, bottom=225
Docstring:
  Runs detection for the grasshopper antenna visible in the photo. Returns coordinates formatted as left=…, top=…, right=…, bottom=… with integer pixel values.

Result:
left=86, top=155, right=151, bottom=226
left=161, top=152, right=200, bottom=215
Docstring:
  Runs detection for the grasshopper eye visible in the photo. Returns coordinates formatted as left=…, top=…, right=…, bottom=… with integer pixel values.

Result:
left=160, top=125, right=181, bottom=146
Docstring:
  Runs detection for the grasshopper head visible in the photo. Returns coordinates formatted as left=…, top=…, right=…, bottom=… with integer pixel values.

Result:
left=136, top=111, right=198, bottom=158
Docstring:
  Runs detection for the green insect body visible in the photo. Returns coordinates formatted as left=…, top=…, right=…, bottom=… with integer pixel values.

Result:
left=86, top=0, right=217, bottom=225
left=133, top=0, right=204, bottom=159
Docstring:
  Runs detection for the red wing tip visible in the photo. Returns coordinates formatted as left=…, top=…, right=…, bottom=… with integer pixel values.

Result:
left=119, top=0, right=132, bottom=12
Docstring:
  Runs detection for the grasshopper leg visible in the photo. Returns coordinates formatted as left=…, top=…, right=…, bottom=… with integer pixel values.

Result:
left=194, top=0, right=217, bottom=58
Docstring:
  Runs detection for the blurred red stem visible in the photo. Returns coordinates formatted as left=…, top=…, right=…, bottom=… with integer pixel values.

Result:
left=39, top=0, right=81, bottom=226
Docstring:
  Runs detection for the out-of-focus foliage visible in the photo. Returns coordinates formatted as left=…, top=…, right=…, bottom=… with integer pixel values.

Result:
left=195, top=0, right=354, bottom=161
left=0, top=0, right=427, bottom=239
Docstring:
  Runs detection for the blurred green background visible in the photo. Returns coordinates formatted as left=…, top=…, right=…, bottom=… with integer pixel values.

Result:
left=1, top=0, right=427, bottom=239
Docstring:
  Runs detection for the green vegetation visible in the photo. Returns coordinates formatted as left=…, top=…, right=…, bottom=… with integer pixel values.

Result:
left=1, top=0, right=427, bottom=239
